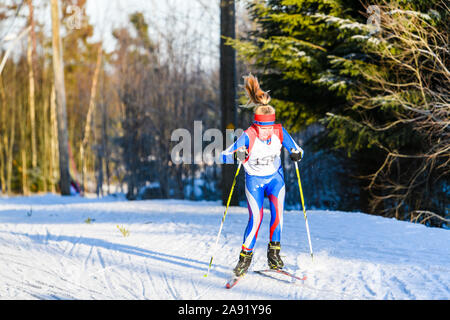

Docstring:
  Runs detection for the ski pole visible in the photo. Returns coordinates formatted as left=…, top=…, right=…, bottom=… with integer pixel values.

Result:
left=294, top=161, right=314, bottom=261
left=204, top=161, right=242, bottom=277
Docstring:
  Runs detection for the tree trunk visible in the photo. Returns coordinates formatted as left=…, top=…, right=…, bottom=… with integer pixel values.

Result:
left=20, top=103, right=29, bottom=196
left=51, top=0, right=71, bottom=195
left=27, top=0, right=37, bottom=169
left=3, top=73, right=15, bottom=195
left=6, top=112, right=15, bottom=195
left=42, top=89, right=49, bottom=192
left=220, top=0, right=238, bottom=206
left=80, top=44, right=103, bottom=194
left=0, top=140, right=4, bottom=194
left=0, top=77, right=6, bottom=193
left=100, top=98, right=111, bottom=195
left=50, top=85, right=58, bottom=193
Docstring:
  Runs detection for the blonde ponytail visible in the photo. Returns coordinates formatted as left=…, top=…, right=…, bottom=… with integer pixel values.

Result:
left=243, top=74, right=271, bottom=107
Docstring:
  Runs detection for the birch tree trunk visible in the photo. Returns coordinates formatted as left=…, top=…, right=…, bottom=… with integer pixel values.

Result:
left=50, top=85, right=58, bottom=193
left=51, top=0, right=71, bottom=195
left=20, top=101, right=29, bottom=195
left=80, top=44, right=103, bottom=194
left=6, top=107, right=15, bottom=195
left=27, top=0, right=37, bottom=169
left=0, top=77, right=6, bottom=193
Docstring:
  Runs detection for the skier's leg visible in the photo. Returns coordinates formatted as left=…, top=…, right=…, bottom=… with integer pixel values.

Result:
left=233, top=174, right=264, bottom=276
left=266, top=171, right=286, bottom=269
left=242, top=174, right=265, bottom=251
left=267, top=172, right=285, bottom=243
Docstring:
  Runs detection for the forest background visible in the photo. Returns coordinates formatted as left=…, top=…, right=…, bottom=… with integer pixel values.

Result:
left=0, top=0, right=448, bottom=228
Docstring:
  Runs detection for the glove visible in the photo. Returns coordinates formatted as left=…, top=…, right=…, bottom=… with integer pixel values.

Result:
left=289, top=149, right=303, bottom=162
left=235, top=148, right=248, bottom=162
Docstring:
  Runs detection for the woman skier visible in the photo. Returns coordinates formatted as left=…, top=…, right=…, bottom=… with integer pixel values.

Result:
left=221, top=74, right=304, bottom=277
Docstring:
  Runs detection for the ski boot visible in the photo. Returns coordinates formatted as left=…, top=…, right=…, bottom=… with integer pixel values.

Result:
left=267, top=241, right=284, bottom=270
left=233, top=249, right=253, bottom=277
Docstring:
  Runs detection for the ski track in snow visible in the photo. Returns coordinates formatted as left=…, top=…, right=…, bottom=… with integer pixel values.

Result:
left=0, top=194, right=449, bottom=300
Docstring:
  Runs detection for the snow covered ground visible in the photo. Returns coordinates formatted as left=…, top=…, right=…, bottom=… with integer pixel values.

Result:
left=0, top=194, right=448, bottom=300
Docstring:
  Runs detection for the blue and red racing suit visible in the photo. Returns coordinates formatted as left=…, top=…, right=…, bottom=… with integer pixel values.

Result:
left=221, top=121, right=303, bottom=252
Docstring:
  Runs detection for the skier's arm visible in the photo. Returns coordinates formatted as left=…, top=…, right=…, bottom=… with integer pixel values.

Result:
left=281, top=127, right=304, bottom=161
left=282, top=127, right=303, bottom=154
left=221, top=132, right=250, bottom=164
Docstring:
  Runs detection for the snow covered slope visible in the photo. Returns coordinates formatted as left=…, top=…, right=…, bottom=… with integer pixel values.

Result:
left=0, top=194, right=448, bottom=300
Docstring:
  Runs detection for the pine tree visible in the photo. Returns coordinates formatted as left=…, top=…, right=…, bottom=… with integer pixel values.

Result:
left=231, top=0, right=368, bottom=129
left=325, top=0, right=449, bottom=223
left=231, top=0, right=449, bottom=222
left=231, top=0, right=376, bottom=212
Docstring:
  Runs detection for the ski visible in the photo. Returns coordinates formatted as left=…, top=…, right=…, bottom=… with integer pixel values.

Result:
left=254, top=269, right=307, bottom=282
left=225, top=275, right=245, bottom=289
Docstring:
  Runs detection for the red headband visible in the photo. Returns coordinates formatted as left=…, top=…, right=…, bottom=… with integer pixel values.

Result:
left=253, top=113, right=276, bottom=126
